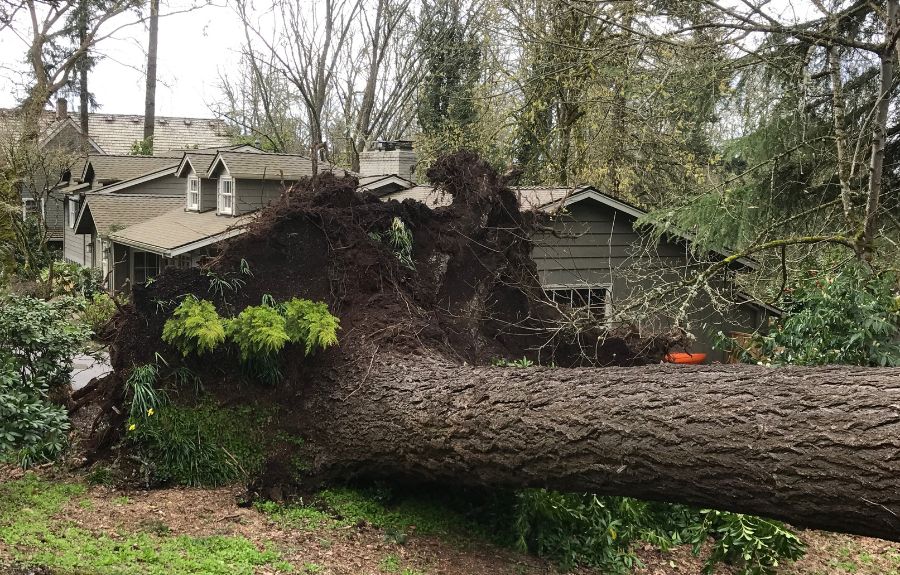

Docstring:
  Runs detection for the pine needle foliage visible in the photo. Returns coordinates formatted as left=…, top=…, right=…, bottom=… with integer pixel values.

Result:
left=161, top=296, right=226, bottom=357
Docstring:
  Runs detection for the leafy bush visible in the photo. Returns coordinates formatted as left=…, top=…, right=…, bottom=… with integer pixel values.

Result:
left=161, top=296, right=226, bottom=356
left=733, top=265, right=900, bottom=366
left=40, top=261, right=103, bottom=298
left=513, top=490, right=804, bottom=574
left=694, top=509, right=805, bottom=574
left=0, top=295, right=89, bottom=393
left=81, top=292, right=121, bottom=336
left=0, top=359, right=70, bottom=467
left=161, top=296, right=339, bottom=384
left=0, top=295, right=89, bottom=466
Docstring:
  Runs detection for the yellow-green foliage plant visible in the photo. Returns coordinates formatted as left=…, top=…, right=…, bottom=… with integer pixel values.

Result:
left=283, top=298, right=340, bottom=355
left=226, top=304, right=291, bottom=361
left=161, top=296, right=226, bottom=356
left=162, top=295, right=339, bottom=363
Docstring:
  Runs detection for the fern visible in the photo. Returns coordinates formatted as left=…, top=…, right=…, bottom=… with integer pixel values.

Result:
left=161, top=296, right=226, bottom=356
left=226, top=304, right=290, bottom=361
left=283, top=298, right=341, bottom=355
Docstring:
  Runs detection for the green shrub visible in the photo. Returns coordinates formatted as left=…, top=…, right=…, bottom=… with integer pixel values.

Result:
left=82, top=292, right=121, bottom=336
left=731, top=265, right=900, bottom=366
left=161, top=295, right=226, bottom=356
left=40, top=261, right=103, bottom=297
left=0, top=295, right=89, bottom=466
left=161, top=296, right=339, bottom=384
left=227, top=304, right=291, bottom=361
left=694, top=509, right=805, bottom=574
left=0, top=359, right=70, bottom=467
left=512, top=490, right=803, bottom=574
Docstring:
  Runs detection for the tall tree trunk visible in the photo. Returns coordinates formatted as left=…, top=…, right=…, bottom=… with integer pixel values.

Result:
left=298, top=356, right=900, bottom=542
left=143, top=0, right=159, bottom=148
left=863, top=0, right=898, bottom=253
left=78, top=0, right=90, bottom=145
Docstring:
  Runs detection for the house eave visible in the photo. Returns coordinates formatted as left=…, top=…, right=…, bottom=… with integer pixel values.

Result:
left=109, top=226, right=246, bottom=258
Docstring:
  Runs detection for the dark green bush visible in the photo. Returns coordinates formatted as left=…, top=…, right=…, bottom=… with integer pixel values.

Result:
left=512, top=490, right=804, bottom=574
left=0, top=295, right=89, bottom=466
left=729, top=265, right=900, bottom=366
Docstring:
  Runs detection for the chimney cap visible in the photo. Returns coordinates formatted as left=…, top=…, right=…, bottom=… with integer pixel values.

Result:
left=373, top=140, right=414, bottom=152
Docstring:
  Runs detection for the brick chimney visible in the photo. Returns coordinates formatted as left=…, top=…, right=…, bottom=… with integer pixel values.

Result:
left=56, top=97, right=68, bottom=121
left=359, top=140, right=417, bottom=182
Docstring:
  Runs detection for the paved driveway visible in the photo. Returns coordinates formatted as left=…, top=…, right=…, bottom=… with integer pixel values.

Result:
left=71, top=352, right=112, bottom=391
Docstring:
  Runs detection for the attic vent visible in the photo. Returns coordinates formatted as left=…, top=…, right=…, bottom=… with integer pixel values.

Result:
left=158, top=118, right=168, bottom=125
left=208, top=121, right=216, bottom=128
left=131, top=117, right=140, bottom=123
left=183, top=119, right=193, bottom=126
left=104, top=115, right=115, bottom=122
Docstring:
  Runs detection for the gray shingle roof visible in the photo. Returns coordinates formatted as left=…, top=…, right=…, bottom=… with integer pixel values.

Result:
left=75, top=194, right=185, bottom=236
left=0, top=108, right=234, bottom=155
left=381, top=186, right=582, bottom=211
left=84, top=155, right=178, bottom=184
left=109, top=207, right=252, bottom=256
left=209, top=151, right=353, bottom=180
left=176, top=152, right=218, bottom=177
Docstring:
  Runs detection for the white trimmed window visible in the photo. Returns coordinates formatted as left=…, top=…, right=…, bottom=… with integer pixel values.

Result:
left=218, top=176, right=234, bottom=215
left=22, top=198, right=38, bottom=220
left=187, top=176, right=200, bottom=210
left=545, top=285, right=611, bottom=321
left=132, top=250, right=161, bottom=284
left=67, top=197, right=79, bottom=228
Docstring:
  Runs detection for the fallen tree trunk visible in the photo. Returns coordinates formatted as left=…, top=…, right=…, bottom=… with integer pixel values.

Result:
left=300, top=355, right=900, bottom=541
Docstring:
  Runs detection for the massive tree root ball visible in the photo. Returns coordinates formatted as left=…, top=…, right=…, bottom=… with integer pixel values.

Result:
left=90, top=152, right=900, bottom=543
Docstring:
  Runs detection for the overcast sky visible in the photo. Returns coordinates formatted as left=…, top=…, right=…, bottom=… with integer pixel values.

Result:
left=0, top=2, right=245, bottom=118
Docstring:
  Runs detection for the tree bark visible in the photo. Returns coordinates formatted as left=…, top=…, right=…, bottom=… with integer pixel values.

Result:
left=863, top=0, right=898, bottom=251
left=143, top=0, right=159, bottom=146
left=300, top=356, right=900, bottom=542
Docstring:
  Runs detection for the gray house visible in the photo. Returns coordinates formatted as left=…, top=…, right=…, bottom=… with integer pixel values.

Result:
left=382, top=183, right=778, bottom=362
left=102, top=150, right=353, bottom=290
left=0, top=98, right=234, bottom=250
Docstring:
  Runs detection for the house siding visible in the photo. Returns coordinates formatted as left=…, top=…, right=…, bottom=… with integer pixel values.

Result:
left=63, top=200, right=89, bottom=266
left=531, top=201, right=766, bottom=362
left=111, top=174, right=184, bottom=195
left=234, top=178, right=287, bottom=215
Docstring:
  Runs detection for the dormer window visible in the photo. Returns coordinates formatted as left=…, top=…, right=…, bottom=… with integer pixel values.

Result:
left=218, top=176, right=234, bottom=215
left=187, top=176, right=200, bottom=210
